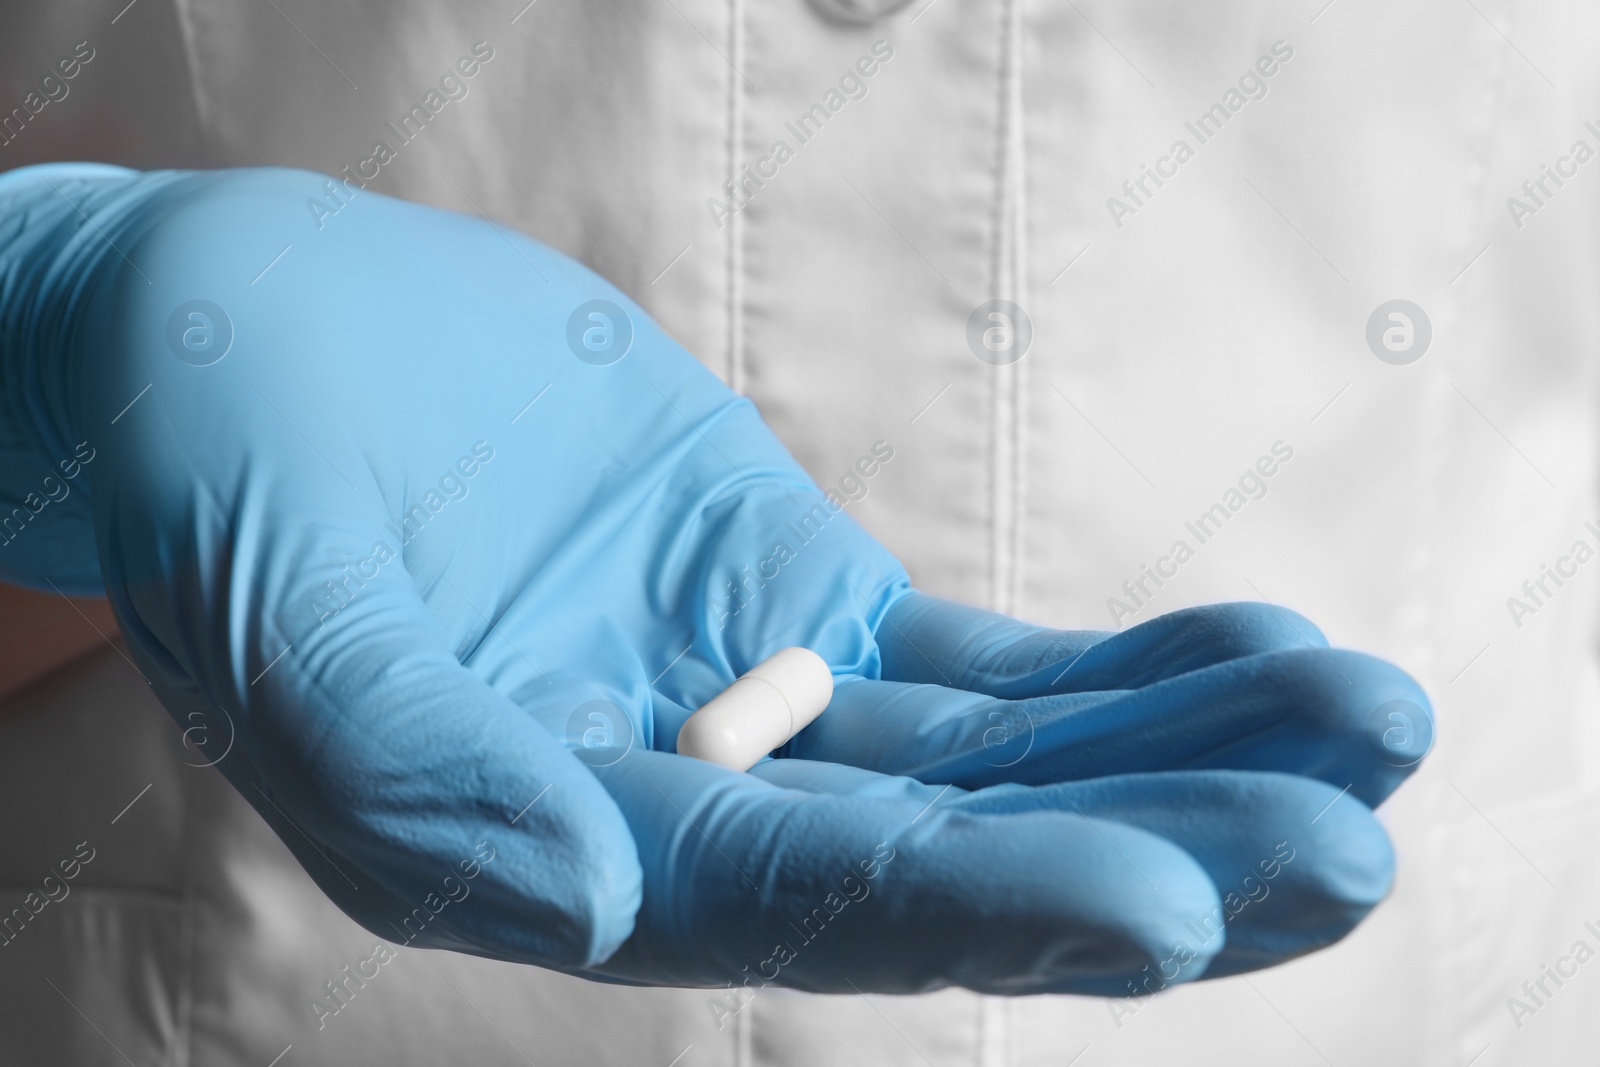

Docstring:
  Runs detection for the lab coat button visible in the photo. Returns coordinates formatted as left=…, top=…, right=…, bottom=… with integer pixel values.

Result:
left=806, top=0, right=918, bottom=26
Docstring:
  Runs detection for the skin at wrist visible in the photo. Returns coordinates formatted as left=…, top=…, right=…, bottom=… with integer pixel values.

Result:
left=0, top=582, right=120, bottom=702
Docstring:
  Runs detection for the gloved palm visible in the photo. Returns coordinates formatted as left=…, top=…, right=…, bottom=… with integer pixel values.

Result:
left=0, top=165, right=1429, bottom=996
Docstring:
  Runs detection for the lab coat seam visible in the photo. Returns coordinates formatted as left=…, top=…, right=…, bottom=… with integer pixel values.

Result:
left=171, top=751, right=198, bottom=1067
left=726, top=0, right=748, bottom=398
left=735, top=976, right=754, bottom=1067
left=166, top=0, right=213, bottom=165
left=981, top=0, right=1024, bottom=1062
left=171, top=875, right=196, bottom=1067
left=1427, top=15, right=1520, bottom=1065
left=988, top=0, right=1013, bottom=619
left=1007, top=0, right=1029, bottom=629
left=729, top=22, right=750, bottom=1067
left=1458, top=0, right=1524, bottom=254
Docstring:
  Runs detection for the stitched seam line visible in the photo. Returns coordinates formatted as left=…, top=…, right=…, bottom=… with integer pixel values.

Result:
left=727, top=0, right=747, bottom=397
left=988, top=0, right=1011, bottom=614
left=168, top=0, right=212, bottom=164
left=1007, top=0, right=1029, bottom=624
left=731, top=21, right=751, bottom=1067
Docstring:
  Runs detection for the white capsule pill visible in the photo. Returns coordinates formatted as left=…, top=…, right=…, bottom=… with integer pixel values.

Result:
left=675, top=647, right=833, bottom=772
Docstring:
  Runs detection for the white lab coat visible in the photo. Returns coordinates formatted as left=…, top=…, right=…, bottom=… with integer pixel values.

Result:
left=2, top=0, right=1598, bottom=1062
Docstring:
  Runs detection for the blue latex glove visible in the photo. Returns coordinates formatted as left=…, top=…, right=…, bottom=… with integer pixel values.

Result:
left=0, top=163, right=1431, bottom=996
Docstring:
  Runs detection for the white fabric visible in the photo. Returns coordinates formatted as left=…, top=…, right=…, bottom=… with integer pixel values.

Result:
left=2, top=0, right=1598, bottom=1062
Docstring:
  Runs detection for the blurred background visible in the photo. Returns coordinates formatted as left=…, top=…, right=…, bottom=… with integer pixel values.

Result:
left=1, top=0, right=1597, bottom=1063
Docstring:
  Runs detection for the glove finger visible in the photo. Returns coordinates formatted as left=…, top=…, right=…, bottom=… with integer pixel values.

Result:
left=942, top=769, right=1392, bottom=984
left=877, top=592, right=1326, bottom=696
left=786, top=647, right=1431, bottom=807
left=749, top=754, right=970, bottom=801
left=585, top=749, right=1225, bottom=996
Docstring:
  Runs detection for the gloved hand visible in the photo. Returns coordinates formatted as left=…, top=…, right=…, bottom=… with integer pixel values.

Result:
left=0, top=163, right=1430, bottom=996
